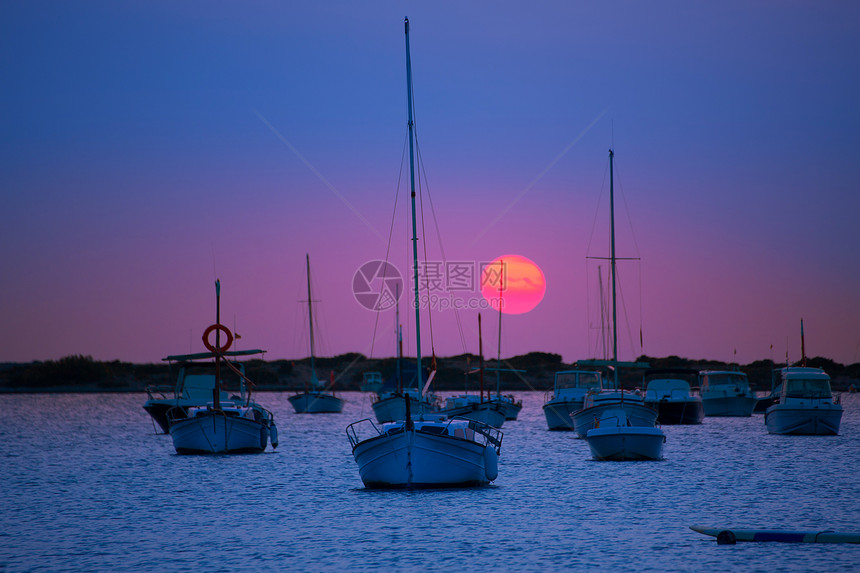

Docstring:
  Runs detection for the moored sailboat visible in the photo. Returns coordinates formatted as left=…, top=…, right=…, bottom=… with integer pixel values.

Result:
left=570, top=149, right=656, bottom=439
left=346, top=17, right=503, bottom=488
left=288, top=254, right=345, bottom=414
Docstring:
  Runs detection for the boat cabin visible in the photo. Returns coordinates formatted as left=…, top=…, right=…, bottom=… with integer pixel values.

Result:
left=553, top=370, right=602, bottom=396
left=776, top=367, right=834, bottom=402
left=699, top=371, right=750, bottom=393
left=645, top=378, right=693, bottom=401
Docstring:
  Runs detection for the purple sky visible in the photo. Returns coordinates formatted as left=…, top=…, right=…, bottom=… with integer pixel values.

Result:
left=2, top=2, right=859, bottom=366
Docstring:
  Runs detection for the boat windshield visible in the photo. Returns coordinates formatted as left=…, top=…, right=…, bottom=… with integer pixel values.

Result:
left=785, top=379, right=832, bottom=399
left=703, top=372, right=749, bottom=389
left=555, top=371, right=601, bottom=390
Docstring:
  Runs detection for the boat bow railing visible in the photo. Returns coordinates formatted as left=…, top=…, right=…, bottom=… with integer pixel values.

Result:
left=346, top=418, right=382, bottom=449
left=345, top=417, right=503, bottom=454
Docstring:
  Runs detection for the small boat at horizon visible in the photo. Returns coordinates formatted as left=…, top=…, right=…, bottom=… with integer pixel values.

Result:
left=642, top=368, right=704, bottom=425
left=288, top=254, right=345, bottom=414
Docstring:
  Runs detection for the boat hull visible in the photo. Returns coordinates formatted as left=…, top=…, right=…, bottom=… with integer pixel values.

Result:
left=439, top=403, right=505, bottom=428
left=572, top=402, right=657, bottom=438
left=644, top=398, right=704, bottom=425
left=702, top=395, right=757, bottom=417
left=288, top=392, right=345, bottom=413
left=352, top=428, right=495, bottom=488
left=586, top=426, right=665, bottom=461
left=764, top=404, right=843, bottom=435
left=542, top=399, right=584, bottom=431
left=169, top=411, right=269, bottom=454
left=492, top=397, right=522, bottom=420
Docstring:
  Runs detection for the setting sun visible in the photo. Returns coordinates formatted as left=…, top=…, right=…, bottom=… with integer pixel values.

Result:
left=480, top=254, right=546, bottom=315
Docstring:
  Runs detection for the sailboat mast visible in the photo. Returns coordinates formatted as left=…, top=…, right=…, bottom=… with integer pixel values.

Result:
left=800, top=318, right=806, bottom=367
left=214, top=279, right=222, bottom=410
left=306, top=254, right=317, bottom=385
left=479, top=313, right=484, bottom=402
left=609, top=149, right=619, bottom=389
left=598, top=265, right=607, bottom=360
left=497, top=259, right=503, bottom=397
left=396, top=282, right=402, bottom=393
left=405, top=17, right=423, bottom=388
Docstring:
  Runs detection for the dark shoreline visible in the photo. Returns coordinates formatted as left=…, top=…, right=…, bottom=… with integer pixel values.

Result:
left=2, top=353, right=858, bottom=394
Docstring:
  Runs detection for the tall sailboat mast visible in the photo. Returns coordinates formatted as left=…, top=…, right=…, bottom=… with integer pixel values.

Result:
left=214, top=279, right=222, bottom=410
left=496, top=259, right=504, bottom=398
left=609, top=149, right=619, bottom=389
left=306, top=253, right=317, bottom=387
left=405, top=17, right=423, bottom=388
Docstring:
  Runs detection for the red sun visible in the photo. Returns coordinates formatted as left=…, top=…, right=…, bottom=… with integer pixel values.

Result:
left=480, top=254, right=546, bottom=315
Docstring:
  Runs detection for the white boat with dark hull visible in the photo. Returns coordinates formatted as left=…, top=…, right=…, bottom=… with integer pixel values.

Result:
left=346, top=17, right=503, bottom=489
left=144, top=349, right=269, bottom=434
left=699, top=370, right=757, bottom=417
left=167, top=281, right=278, bottom=455
left=642, top=368, right=704, bottom=425
left=289, top=254, right=345, bottom=414
left=543, top=370, right=603, bottom=430
left=765, top=367, right=842, bottom=435
left=585, top=408, right=665, bottom=461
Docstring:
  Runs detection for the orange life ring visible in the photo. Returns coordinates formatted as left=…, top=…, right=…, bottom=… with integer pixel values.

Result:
left=202, top=324, right=233, bottom=353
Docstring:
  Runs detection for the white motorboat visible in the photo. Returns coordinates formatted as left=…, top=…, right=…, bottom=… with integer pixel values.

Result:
left=346, top=18, right=504, bottom=488
left=360, top=371, right=384, bottom=393
left=542, top=370, right=603, bottom=430
left=642, top=368, right=704, bottom=425
left=288, top=254, right=345, bottom=414
left=167, top=280, right=278, bottom=454
left=699, top=370, right=757, bottom=417
left=765, top=367, right=842, bottom=435
left=585, top=408, right=665, bottom=461
left=571, top=389, right=657, bottom=438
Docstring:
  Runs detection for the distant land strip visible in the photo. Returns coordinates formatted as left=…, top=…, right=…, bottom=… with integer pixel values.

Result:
left=1, top=353, right=858, bottom=394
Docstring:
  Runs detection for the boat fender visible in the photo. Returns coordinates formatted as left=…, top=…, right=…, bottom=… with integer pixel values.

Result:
left=260, top=428, right=268, bottom=451
left=717, top=530, right=736, bottom=545
left=484, top=447, right=499, bottom=481
left=270, top=423, right=279, bottom=449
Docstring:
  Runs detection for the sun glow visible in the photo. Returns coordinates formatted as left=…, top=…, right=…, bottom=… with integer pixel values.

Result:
left=480, top=254, right=546, bottom=315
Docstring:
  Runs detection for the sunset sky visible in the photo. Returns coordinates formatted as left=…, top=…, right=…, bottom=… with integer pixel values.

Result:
left=2, top=2, right=859, bottom=367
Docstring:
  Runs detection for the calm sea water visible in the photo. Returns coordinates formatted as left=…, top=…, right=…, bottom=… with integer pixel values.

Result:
left=1, top=391, right=859, bottom=572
